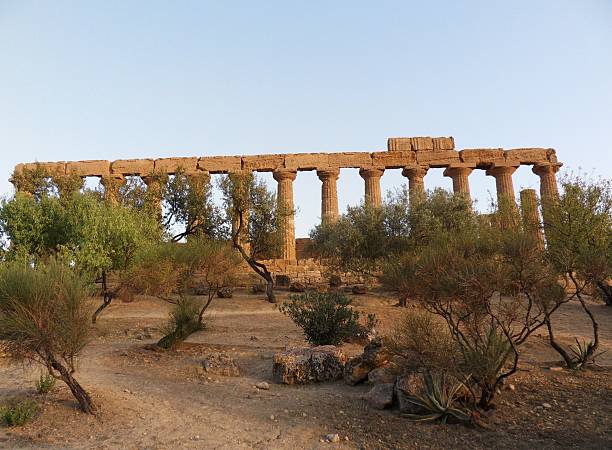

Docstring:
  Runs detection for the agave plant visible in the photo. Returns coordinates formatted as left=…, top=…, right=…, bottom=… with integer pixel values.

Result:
left=402, top=371, right=473, bottom=424
left=569, top=338, right=606, bottom=368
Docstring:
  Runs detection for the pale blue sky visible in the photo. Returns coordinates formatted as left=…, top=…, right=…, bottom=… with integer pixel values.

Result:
left=1, top=1, right=611, bottom=236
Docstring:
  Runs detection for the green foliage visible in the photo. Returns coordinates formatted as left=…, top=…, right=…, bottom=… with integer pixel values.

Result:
left=545, top=174, right=612, bottom=303
left=0, top=261, right=96, bottom=413
left=402, top=372, right=472, bottom=424
left=311, top=188, right=475, bottom=283
left=218, top=172, right=284, bottom=259
left=1, top=399, right=39, bottom=426
left=162, top=168, right=226, bottom=241
left=35, top=372, right=56, bottom=394
left=279, top=291, right=373, bottom=346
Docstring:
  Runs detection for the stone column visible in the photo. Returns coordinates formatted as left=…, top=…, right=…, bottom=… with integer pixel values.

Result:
left=53, top=174, right=84, bottom=197
left=486, top=164, right=519, bottom=227
left=402, top=165, right=428, bottom=203
left=520, top=189, right=545, bottom=249
left=359, top=168, right=384, bottom=207
left=317, top=169, right=340, bottom=225
left=101, top=175, right=125, bottom=205
left=532, top=163, right=562, bottom=203
left=142, top=174, right=164, bottom=221
left=273, top=170, right=297, bottom=260
left=443, top=165, right=473, bottom=200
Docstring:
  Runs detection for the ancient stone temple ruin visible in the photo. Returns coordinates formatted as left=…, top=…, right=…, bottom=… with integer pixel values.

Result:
left=11, top=136, right=562, bottom=285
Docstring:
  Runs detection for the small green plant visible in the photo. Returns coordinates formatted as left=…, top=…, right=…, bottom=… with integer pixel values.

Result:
left=35, top=372, right=56, bottom=395
left=157, top=297, right=203, bottom=350
left=1, top=399, right=39, bottom=426
left=279, top=291, right=374, bottom=346
left=402, top=371, right=472, bottom=424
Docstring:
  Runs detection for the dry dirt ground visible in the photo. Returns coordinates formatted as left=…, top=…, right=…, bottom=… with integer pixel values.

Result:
left=0, top=290, right=611, bottom=450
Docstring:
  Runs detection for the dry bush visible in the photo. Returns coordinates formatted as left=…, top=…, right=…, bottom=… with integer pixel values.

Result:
left=386, top=309, right=457, bottom=371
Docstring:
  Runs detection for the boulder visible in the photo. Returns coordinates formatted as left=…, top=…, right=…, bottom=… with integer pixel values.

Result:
left=289, top=282, right=306, bottom=293
left=394, top=372, right=426, bottom=414
left=217, top=287, right=233, bottom=298
left=201, top=352, right=240, bottom=377
left=352, top=284, right=367, bottom=295
left=368, top=365, right=399, bottom=385
left=363, top=383, right=394, bottom=410
left=344, top=338, right=389, bottom=385
left=273, top=346, right=347, bottom=385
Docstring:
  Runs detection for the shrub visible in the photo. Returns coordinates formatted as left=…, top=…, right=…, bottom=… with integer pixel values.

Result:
left=402, top=371, right=472, bottom=424
left=386, top=310, right=457, bottom=370
left=35, top=372, right=56, bottom=395
left=1, top=399, right=39, bottom=426
left=157, top=297, right=203, bottom=350
left=279, top=291, right=374, bottom=346
left=0, top=261, right=97, bottom=414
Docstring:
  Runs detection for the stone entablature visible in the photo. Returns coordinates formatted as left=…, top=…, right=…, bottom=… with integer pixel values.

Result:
left=11, top=136, right=562, bottom=264
left=12, top=137, right=558, bottom=177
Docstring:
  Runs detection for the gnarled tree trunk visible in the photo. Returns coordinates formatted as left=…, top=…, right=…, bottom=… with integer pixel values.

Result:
left=49, top=357, right=96, bottom=415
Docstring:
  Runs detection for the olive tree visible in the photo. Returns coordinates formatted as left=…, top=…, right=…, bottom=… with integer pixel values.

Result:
left=0, top=261, right=97, bottom=414
left=218, top=172, right=286, bottom=303
left=542, top=174, right=611, bottom=367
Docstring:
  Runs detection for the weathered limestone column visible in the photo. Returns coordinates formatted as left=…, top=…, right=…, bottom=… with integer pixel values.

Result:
left=54, top=174, right=84, bottom=197
left=142, top=174, right=164, bottom=221
left=273, top=170, right=297, bottom=260
left=402, top=165, right=428, bottom=203
left=317, top=169, right=340, bottom=225
left=532, top=163, right=562, bottom=203
left=486, top=164, right=518, bottom=205
left=101, top=175, right=125, bottom=205
left=520, top=189, right=545, bottom=249
left=486, top=164, right=519, bottom=227
left=359, top=168, right=384, bottom=207
left=443, top=165, right=473, bottom=200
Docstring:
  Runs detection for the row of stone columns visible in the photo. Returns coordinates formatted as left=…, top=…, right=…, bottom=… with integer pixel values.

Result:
left=14, top=162, right=561, bottom=261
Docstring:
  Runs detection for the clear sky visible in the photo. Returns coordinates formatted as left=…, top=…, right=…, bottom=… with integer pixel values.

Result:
left=1, top=1, right=611, bottom=237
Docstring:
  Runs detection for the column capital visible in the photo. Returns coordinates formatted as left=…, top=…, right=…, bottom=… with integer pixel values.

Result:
left=316, top=169, right=340, bottom=181
left=443, top=164, right=474, bottom=178
left=401, top=165, right=428, bottom=179
left=532, top=162, right=563, bottom=177
left=273, top=170, right=297, bottom=182
left=486, top=164, right=518, bottom=178
left=359, top=167, right=384, bottom=179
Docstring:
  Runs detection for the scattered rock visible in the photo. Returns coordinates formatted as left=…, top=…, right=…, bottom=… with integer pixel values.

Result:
left=542, top=402, right=552, bottom=409
left=363, top=383, right=394, bottom=410
left=351, top=284, right=367, bottom=295
left=255, top=382, right=270, bottom=390
left=344, top=338, right=389, bottom=385
left=368, top=365, right=399, bottom=385
left=201, top=352, right=240, bottom=377
left=395, top=372, right=426, bottom=414
left=325, top=433, right=340, bottom=443
left=273, top=346, right=347, bottom=385
left=217, top=287, right=233, bottom=298
left=548, top=366, right=564, bottom=372
left=289, top=282, right=306, bottom=293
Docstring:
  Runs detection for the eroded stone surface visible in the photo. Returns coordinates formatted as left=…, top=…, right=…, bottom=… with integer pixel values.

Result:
left=272, top=346, right=347, bottom=385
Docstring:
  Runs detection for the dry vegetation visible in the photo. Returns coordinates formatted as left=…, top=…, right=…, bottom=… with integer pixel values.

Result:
left=0, top=291, right=610, bottom=449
